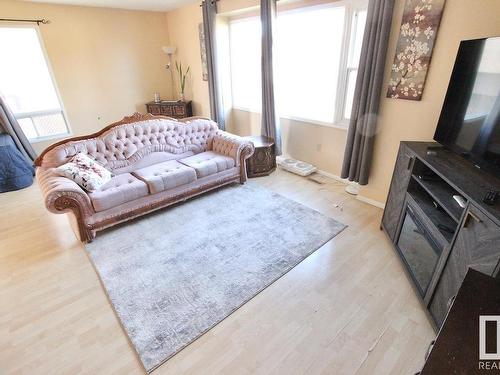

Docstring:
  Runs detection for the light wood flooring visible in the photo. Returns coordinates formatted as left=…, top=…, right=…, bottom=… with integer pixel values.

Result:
left=0, top=169, right=435, bottom=375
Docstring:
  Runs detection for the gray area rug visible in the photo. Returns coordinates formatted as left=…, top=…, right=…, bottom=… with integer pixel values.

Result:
left=85, top=183, right=346, bottom=372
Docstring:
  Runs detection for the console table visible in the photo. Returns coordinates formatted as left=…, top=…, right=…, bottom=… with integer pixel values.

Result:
left=146, top=101, right=193, bottom=119
left=382, top=142, right=500, bottom=329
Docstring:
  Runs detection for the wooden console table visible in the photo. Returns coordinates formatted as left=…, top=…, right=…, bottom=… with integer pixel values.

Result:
left=146, top=101, right=193, bottom=119
left=243, top=135, right=276, bottom=178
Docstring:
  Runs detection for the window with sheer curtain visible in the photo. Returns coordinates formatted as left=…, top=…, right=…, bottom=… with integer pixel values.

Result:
left=0, top=26, right=69, bottom=142
left=228, top=2, right=367, bottom=126
left=229, top=17, right=263, bottom=115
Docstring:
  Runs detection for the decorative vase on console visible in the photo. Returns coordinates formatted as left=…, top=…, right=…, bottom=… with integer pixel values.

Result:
left=176, top=61, right=190, bottom=102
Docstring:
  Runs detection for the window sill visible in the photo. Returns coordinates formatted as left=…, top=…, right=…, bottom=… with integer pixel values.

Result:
left=280, top=114, right=349, bottom=130
left=29, top=132, right=71, bottom=144
left=231, top=106, right=349, bottom=130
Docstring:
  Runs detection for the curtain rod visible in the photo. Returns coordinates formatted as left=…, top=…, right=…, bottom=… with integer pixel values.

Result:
left=200, top=0, right=219, bottom=7
left=0, top=18, right=50, bottom=25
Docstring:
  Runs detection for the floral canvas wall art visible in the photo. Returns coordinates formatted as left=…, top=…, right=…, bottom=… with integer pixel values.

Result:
left=387, top=0, right=446, bottom=100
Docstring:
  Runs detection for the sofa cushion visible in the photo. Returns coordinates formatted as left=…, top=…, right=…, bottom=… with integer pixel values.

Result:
left=88, top=173, right=149, bottom=212
left=132, top=160, right=197, bottom=194
left=178, top=151, right=235, bottom=178
left=112, top=151, right=195, bottom=175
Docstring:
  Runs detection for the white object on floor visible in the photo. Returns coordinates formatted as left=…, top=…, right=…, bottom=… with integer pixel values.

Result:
left=345, top=183, right=360, bottom=195
left=277, top=156, right=317, bottom=176
left=453, top=194, right=467, bottom=208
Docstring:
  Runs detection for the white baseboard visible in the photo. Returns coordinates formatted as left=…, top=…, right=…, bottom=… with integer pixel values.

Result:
left=356, top=194, right=385, bottom=209
left=315, top=169, right=350, bottom=184
left=315, top=169, right=386, bottom=209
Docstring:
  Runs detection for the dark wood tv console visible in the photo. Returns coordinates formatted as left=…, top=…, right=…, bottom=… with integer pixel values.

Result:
left=382, top=141, right=500, bottom=329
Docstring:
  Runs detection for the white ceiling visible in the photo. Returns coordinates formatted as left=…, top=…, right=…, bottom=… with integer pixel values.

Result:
left=21, top=0, right=199, bottom=12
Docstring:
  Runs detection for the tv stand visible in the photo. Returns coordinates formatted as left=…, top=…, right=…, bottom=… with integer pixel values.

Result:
left=382, top=141, right=500, bottom=329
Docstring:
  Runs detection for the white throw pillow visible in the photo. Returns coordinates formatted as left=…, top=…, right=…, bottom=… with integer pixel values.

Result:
left=55, top=153, right=112, bottom=192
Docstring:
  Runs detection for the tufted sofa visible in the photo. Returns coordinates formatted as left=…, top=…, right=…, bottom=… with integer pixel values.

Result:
left=35, top=113, right=254, bottom=242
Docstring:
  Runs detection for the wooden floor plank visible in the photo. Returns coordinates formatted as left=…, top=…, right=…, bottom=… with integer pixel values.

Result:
left=0, top=169, right=435, bottom=374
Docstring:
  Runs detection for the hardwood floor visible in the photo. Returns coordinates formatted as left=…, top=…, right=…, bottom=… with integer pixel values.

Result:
left=0, top=169, right=435, bottom=375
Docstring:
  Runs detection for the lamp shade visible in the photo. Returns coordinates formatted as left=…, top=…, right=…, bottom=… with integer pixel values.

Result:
left=162, top=46, right=176, bottom=55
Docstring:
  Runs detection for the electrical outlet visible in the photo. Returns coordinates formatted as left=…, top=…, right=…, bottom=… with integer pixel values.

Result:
left=316, top=144, right=322, bottom=152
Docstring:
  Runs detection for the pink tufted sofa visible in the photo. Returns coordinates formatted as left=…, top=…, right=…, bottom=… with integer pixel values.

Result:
left=35, top=113, right=254, bottom=242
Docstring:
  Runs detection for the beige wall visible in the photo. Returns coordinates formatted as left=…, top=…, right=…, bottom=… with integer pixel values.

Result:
left=281, top=120, right=348, bottom=176
left=230, top=109, right=348, bottom=176
left=166, top=0, right=500, bottom=206
left=1, top=0, right=172, bottom=153
left=360, top=0, right=500, bottom=203
left=165, top=3, right=210, bottom=118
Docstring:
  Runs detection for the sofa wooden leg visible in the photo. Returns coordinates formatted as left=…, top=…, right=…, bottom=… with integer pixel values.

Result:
left=239, top=163, right=249, bottom=184
left=80, top=227, right=96, bottom=243
left=239, top=145, right=254, bottom=184
left=68, top=215, right=95, bottom=242
left=54, top=195, right=95, bottom=243
left=241, top=171, right=249, bottom=184
left=71, top=216, right=95, bottom=243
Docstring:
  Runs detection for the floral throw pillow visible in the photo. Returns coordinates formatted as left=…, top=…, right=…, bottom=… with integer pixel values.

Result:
left=55, top=153, right=112, bottom=192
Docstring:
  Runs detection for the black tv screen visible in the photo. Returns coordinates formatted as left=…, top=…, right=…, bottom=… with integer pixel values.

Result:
left=434, top=36, right=500, bottom=177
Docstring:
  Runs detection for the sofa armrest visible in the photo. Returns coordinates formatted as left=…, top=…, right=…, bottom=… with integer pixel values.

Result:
left=36, top=168, right=96, bottom=241
left=36, top=167, right=93, bottom=214
left=212, top=131, right=255, bottom=166
left=36, top=168, right=96, bottom=240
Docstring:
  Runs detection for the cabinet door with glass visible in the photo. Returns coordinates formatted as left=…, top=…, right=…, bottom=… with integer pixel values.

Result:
left=430, top=204, right=500, bottom=326
left=382, top=144, right=415, bottom=241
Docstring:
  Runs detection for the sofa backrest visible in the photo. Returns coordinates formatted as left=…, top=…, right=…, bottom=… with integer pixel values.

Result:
left=35, top=114, right=219, bottom=173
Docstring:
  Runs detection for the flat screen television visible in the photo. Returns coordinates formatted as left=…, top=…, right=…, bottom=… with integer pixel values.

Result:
left=434, top=36, right=500, bottom=177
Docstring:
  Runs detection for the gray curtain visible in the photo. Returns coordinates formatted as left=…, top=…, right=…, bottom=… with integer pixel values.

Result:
left=341, top=0, right=394, bottom=185
left=0, top=95, right=36, bottom=162
left=202, top=0, right=225, bottom=130
left=260, top=0, right=282, bottom=155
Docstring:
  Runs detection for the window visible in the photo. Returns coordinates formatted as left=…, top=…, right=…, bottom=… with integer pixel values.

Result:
left=229, top=17, right=262, bottom=112
left=0, top=26, right=69, bottom=141
left=343, top=9, right=367, bottom=120
left=227, top=1, right=367, bottom=126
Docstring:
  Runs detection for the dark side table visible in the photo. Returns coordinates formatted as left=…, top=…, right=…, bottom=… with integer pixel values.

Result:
left=244, top=135, right=276, bottom=178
